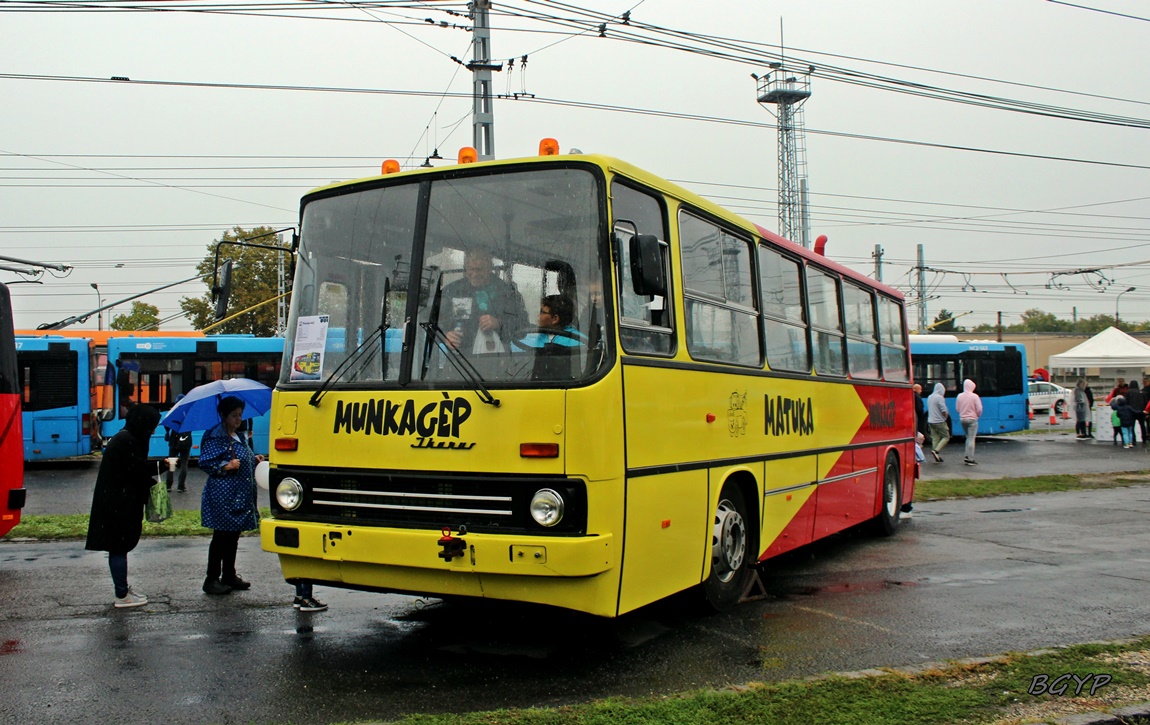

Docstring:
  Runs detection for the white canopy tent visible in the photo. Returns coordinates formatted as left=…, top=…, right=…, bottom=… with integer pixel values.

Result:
left=1048, top=327, right=1150, bottom=436
left=1048, top=327, right=1150, bottom=369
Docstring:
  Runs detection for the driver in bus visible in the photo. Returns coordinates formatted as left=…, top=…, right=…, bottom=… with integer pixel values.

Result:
left=443, top=246, right=528, bottom=355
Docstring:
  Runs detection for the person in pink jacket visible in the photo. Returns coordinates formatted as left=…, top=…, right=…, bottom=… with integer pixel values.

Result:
left=956, top=378, right=984, bottom=465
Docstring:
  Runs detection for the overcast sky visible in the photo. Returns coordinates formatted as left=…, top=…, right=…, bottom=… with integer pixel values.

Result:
left=2, top=0, right=1149, bottom=333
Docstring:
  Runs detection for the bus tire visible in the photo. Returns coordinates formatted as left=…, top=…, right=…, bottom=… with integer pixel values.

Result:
left=702, top=483, right=752, bottom=611
left=873, top=456, right=902, bottom=537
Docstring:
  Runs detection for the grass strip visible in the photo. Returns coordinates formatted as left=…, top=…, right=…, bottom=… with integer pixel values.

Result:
left=7, top=507, right=272, bottom=540
left=380, top=637, right=1150, bottom=725
left=916, top=472, right=1150, bottom=501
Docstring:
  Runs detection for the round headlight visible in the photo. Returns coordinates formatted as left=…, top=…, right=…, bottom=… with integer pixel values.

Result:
left=275, top=477, right=304, bottom=511
left=529, top=488, right=564, bottom=527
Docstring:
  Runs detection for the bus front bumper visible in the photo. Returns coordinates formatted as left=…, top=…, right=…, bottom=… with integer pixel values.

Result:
left=261, top=518, right=618, bottom=611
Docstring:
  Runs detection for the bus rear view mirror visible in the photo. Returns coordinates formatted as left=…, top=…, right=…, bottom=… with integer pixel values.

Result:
left=629, top=234, right=666, bottom=297
left=212, top=260, right=233, bottom=322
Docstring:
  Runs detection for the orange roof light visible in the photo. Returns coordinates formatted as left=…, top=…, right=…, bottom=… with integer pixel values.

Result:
left=381, top=159, right=401, bottom=175
left=539, top=138, right=560, bottom=156
left=458, top=147, right=478, bottom=164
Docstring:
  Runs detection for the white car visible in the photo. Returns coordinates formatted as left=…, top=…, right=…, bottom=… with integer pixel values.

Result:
left=1028, top=381, right=1071, bottom=415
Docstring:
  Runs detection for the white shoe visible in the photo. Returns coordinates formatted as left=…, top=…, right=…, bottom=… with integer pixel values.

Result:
left=114, top=588, right=148, bottom=608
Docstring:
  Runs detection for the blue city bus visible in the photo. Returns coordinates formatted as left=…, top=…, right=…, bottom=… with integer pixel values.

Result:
left=15, top=335, right=97, bottom=461
left=101, top=335, right=284, bottom=459
left=910, top=335, right=1029, bottom=435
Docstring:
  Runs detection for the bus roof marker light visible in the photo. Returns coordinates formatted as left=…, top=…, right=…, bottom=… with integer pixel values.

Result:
left=539, top=138, right=560, bottom=156
left=458, top=147, right=478, bottom=164
left=381, top=159, right=401, bottom=175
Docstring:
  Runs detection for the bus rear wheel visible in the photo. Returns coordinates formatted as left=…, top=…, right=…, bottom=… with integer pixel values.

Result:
left=702, top=483, right=752, bottom=610
left=873, top=456, right=902, bottom=537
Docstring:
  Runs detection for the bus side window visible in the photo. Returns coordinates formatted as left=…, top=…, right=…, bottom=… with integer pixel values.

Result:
left=611, top=180, right=674, bottom=356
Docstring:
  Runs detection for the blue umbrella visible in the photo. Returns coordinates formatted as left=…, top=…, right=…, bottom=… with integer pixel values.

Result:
left=160, top=378, right=272, bottom=434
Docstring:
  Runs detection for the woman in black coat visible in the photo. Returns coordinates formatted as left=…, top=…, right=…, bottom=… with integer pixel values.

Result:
left=85, top=404, right=161, bottom=608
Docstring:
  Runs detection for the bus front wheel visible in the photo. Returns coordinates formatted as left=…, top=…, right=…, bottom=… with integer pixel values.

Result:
left=702, top=483, right=752, bottom=610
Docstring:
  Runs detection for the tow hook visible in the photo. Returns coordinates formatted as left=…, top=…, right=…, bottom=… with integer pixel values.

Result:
left=437, top=525, right=466, bottom=561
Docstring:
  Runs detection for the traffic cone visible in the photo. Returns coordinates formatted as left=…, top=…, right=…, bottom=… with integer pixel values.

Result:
left=1062, top=406, right=1071, bottom=420
left=1049, top=410, right=1058, bottom=425
left=1028, top=404, right=1035, bottom=421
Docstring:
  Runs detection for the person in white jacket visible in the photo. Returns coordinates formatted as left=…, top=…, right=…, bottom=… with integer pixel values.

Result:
left=956, top=378, right=984, bottom=465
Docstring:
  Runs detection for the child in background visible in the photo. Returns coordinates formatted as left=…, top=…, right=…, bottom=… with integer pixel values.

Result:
left=914, top=432, right=926, bottom=463
left=1114, top=396, right=1137, bottom=449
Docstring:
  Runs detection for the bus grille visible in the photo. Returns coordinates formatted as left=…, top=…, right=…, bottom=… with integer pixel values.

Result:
left=269, top=467, right=587, bottom=535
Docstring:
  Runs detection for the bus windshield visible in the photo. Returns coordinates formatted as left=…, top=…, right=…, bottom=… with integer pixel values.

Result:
left=285, top=166, right=608, bottom=388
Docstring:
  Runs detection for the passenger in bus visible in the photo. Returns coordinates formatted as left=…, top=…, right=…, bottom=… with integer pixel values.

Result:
left=443, top=246, right=528, bottom=355
left=199, top=395, right=264, bottom=596
left=85, top=404, right=162, bottom=609
left=515, top=295, right=585, bottom=380
left=926, top=382, right=950, bottom=463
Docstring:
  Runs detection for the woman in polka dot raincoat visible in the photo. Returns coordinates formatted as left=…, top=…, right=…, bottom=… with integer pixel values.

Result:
left=199, top=395, right=264, bottom=595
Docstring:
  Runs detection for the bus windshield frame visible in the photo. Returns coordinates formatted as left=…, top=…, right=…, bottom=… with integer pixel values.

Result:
left=282, top=163, right=612, bottom=391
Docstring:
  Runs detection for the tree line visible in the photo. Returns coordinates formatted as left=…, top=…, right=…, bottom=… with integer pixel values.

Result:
left=932, top=308, right=1145, bottom=335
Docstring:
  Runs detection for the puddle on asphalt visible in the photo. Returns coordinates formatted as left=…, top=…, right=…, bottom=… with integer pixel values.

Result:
left=783, top=579, right=920, bottom=597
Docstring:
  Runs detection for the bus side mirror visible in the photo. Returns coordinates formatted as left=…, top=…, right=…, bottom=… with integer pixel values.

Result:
left=212, top=260, right=233, bottom=322
left=629, top=234, right=666, bottom=297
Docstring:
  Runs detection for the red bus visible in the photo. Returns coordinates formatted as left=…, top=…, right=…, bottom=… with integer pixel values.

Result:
left=0, top=284, right=27, bottom=536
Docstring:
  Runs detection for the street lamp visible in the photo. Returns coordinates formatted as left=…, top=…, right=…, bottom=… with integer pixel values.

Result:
left=90, top=283, right=103, bottom=331
left=1116, top=286, right=1135, bottom=325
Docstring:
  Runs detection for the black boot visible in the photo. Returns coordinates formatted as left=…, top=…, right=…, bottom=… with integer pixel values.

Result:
left=203, top=578, right=231, bottom=595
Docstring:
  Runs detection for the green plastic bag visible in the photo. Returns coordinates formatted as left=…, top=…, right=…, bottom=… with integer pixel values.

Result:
left=1111, top=411, right=1121, bottom=427
left=145, top=480, right=173, bottom=523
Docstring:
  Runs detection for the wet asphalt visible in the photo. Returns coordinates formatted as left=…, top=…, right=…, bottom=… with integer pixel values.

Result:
left=2, top=418, right=1148, bottom=724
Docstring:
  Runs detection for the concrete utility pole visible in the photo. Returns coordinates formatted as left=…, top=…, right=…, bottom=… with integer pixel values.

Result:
left=469, top=0, right=501, bottom=161
left=917, top=244, right=927, bottom=333
left=872, top=244, right=883, bottom=282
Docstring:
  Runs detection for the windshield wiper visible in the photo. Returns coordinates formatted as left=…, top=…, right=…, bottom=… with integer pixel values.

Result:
left=420, top=321, right=500, bottom=407
left=308, top=326, right=384, bottom=407
left=420, top=270, right=445, bottom=380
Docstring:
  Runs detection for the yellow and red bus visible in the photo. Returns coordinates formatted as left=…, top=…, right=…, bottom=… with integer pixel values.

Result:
left=261, top=144, right=915, bottom=617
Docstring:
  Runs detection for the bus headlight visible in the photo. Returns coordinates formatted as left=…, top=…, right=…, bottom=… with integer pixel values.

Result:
left=275, top=478, right=304, bottom=511
left=529, top=488, right=564, bottom=527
